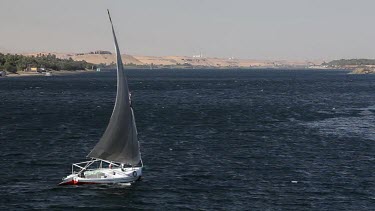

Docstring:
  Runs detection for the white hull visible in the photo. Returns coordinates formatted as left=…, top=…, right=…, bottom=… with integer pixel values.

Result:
left=59, top=167, right=142, bottom=186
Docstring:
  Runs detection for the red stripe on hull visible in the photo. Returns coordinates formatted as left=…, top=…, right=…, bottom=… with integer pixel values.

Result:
left=58, top=180, right=99, bottom=186
left=58, top=176, right=142, bottom=186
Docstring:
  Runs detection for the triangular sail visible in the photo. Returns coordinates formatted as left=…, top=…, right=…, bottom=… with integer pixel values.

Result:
left=87, top=10, right=141, bottom=165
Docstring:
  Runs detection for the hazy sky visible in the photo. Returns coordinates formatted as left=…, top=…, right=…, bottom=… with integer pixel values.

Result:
left=1, top=0, right=375, bottom=60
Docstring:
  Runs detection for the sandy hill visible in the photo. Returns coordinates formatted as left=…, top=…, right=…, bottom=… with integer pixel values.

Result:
left=21, top=52, right=319, bottom=68
left=21, top=52, right=143, bottom=65
left=132, top=55, right=275, bottom=67
left=65, top=54, right=143, bottom=65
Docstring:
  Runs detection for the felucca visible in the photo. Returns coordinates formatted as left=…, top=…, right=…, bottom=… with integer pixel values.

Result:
left=59, top=10, right=143, bottom=185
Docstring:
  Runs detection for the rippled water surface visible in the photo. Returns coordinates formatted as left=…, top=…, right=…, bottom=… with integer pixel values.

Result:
left=0, top=69, right=374, bottom=210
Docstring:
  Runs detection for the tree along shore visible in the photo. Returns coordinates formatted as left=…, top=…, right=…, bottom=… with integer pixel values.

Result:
left=0, top=53, right=96, bottom=73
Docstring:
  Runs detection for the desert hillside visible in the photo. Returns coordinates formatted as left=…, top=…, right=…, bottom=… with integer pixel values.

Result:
left=62, top=53, right=143, bottom=65
left=21, top=52, right=320, bottom=68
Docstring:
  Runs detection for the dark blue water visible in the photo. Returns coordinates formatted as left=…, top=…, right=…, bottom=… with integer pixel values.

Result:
left=1, top=69, right=374, bottom=210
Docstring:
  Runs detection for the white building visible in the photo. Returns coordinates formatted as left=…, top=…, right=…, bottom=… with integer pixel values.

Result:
left=192, top=52, right=203, bottom=58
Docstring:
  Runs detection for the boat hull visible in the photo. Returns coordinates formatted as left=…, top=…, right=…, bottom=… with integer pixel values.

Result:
left=59, top=167, right=142, bottom=186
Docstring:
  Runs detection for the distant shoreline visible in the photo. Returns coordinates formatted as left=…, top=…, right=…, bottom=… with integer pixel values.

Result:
left=0, top=68, right=360, bottom=79
left=3, top=52, right=374, bottom=75
left=1, top=68, right=351, bottom=79
left=3, top=69, right=95, bottom=78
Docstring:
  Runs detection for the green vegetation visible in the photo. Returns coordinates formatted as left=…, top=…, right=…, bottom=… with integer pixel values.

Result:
left=324, top=59, right=375, bottom=66
left=0, top=53, right=95, bottom=73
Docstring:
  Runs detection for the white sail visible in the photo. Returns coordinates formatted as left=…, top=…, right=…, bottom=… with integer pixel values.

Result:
left=87, top=10, right=141, bottom=165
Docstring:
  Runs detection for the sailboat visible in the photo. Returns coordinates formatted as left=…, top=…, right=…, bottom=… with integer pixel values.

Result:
left=59, top=10, right=143, bottom=186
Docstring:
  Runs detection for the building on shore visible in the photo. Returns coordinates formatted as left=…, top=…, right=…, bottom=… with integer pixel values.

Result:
left=89, top=50, right=112, bottom=55
left=24, top=66, right=46, bottom=73
left=193, top=52, right=203, bottom=58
